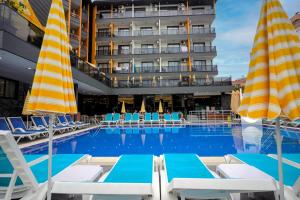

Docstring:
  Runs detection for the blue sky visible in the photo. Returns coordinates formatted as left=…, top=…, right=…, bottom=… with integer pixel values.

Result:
left=213, top=0, right=300, bottom=80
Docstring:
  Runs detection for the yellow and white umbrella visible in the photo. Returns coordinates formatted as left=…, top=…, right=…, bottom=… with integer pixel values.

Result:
left=140, top=100, right=146, bottom=113
left=231, top=91, right=240, bottom=114
left=22, top=90, right=32, bottom=128
left=27, top=0, right=77, bottom=198
left=238, top=0, right=300, bottom=198
left=158, top=100, right=163, bottom=113
left=121, top=101, right=126, bottom=114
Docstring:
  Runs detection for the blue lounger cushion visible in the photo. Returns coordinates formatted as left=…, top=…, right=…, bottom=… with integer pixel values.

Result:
left=283, top=154, right=300, bottom=164
left=104, top=154, right=153, bottom=183
left=164, top=154, right=214, bottom=183
left=234, top=154, right=300, bottom=186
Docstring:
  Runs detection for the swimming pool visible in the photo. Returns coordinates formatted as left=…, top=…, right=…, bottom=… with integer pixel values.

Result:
left=22, top=125, right=300, bottom=157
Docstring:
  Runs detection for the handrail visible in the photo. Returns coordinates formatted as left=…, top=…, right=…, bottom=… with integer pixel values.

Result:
left=188, top=110, right=237, bottom=124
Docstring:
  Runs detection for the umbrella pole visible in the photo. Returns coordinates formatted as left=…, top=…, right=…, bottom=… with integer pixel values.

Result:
left=47, top=114, right=55, bottom=200
left=275, top=118, right=284, bottom=200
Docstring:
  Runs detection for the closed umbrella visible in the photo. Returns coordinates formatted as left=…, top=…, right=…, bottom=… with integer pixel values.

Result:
left=22, top=90, right=33, bottom=128
left=140, top=100, right=145, bottom=113
left=159, top=100, right=163, bottom=113
left=238, top=0, right=300, bottom=199
left=230, top=91, right=236, bottom=113
left=121, top=101, right=126, bottom=114
left=27, top=0, right=77, bottom=199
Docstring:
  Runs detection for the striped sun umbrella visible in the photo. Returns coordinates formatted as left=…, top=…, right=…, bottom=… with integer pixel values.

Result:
left=27, top=0, right=77, bottom=199
left=121, top=101, right=126, bottom=114
left=159, top=100, right=163, bottom=113
left=238, top=0, right=300, bottom=198
left=140, top=100, right=146, bottom=113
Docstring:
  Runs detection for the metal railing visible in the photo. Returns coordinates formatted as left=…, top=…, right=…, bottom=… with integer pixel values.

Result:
left=99, top=65, right=218, bottom=74
left=98, top=9, right=214, bottom=19
left=112, top=77, right=231, bottom=88
left=188, top=110, right=235, bottom=124
left=97, top=28, right=215, bottom=38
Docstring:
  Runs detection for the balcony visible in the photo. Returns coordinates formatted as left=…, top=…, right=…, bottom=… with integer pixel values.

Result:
left=98, top=9, right=214, bottom=19
left=112, top=77, right=231, bottom=89
left=82, top=10, right=88, bottom=23
left=70, top=34, right=79, bottom=48
left=80, top=48, right=87, bottom=58
left=81, top=29, right=87, bottom=39
left=63, top=0, right=69, bottom=10
left=70, top=13, right=80, bottom=28
left=99, top=65, right=218, bottom=75
left=97, top=28, right=215, bottom=39
left=96, top=46, right=216, bottom=59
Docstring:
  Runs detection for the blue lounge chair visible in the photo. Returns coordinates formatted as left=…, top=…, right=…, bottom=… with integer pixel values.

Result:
left=6, top=117, right=47, bottom=142
left=131, top=113, right=140, bottom=125
left=161, top=154, right=277, bottom=200
left=123, top=113, right=132, bottom=125
left=31, top=116, right=68, bottom=134
left=151, top=112, right=160, bottom=124
left=65, top=115, right=89, bottom=129
left=287, top=119, right=300, bottom=127
left=101, top=113, right=113, bottom=125
left=225, top=154, right=300, bottom=198
left=269, top=153, right=300, bottom=169
left=144, top=113, right=152, bottom=125
left=171, top=112, right=183, bottom=124
left=0, top=131, right=103, bottom=199
left=57, top=115, right=76, bottom=130
left=52, top=154, right=159, bottom=199
left=111, top=113, right=121, bottom=124
left=163, top=113, right=172, bottom=124
left=43, top=116, right=71, bottom=132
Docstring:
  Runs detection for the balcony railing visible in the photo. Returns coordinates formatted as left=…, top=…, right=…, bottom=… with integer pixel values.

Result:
left=98, top=9, right=214, bottom=19
left=82, top=10, right=88, bottom=22
left=97, top=28, right=215, bottom=38
left=96, top=46, right=216, bottom=57
left=70, top=13, right=80, bottom=27
left=113, top=77, right=231, bottom=88
left=63, top=0, right=69, bottom=10
left=81, top=30, right=87, bottom=39
left=99, top=65, right=218, bottom=74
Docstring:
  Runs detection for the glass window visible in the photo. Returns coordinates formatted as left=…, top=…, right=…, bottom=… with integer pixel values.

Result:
left=192, top=25, right=205, bottom=33
left=167, top=43, right=180, bottom=53
left=0, top=78, right=16, bottom=98
left=97, top=46, right=110, bottom=55
left=167, top=26, right=179, bottom=34
left=140, top=27, right=153, bottom=35
left=118, top=28, right=130, bottom=36
left=141, top=44, right=154, bottom=54
left=118, top=45, right=130, bottom=55
left=98, top=28, right=110, bottom=37
left=141, top=62, right=154, bottom=72
left=193, top=43, right=205, bottom=52
left=0, top=79, right=5, bottom=97
left=116, top=62, right=130, bottom=73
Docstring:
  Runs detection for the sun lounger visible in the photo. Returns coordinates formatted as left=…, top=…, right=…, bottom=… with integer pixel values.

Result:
left=287, top=119, right=300, bottom=127
left=152, top=112, right=160, bottom=124
left=224, top=154, right=300, bottom=199
left=269, top=154, right=300, bottom=169
left=163, top=114, right=172, bottom=124
left=123, top=113, right=132, bottom=125
left=101, top=113, right=113, bottom=125
left=6, top=117, right=47, bottom=143
left=131, top=113, right=140, bottom=125
left=52, top=154, right=160, bottom=199
left=43, top=116, right=71, bottom=132
left=161, top=153, right=277, bottom=200
left=171, top=112, right=183, bottom=124
left=31, top=116, right=68, bottom=134
left=65, top=115, right=89, bottom=129
left=111, top=113, right=121, bottom=125
left=0, top=131, right=103, bottom=200
left=144, top=113, right=152, bottom=125
left=57, top=115, right=76, bottom=130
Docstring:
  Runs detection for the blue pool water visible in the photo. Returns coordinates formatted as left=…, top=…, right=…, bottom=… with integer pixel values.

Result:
left=22, top=125, right=300, bottom=157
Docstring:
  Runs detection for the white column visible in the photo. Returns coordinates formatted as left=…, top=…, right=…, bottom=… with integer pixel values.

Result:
left=158, top=39, right=161, bottom=53
left=158, top=2, right=160, bottom=16
left=131, top=40, right=134, bottom=54
left=131, top=22, right=134, bottom=36
left=132, top=58, right=135, bottom=73
left=158, top=19, right=161, bottom=35
left=159, top=57, right=162, bottom=72
left=132, top=3, right=134, bottom=17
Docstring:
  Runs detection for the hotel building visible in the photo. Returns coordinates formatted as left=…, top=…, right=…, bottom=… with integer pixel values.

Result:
left=0, top=0, right=232, bottom=116
left=291, top=12, right=300, bottom=37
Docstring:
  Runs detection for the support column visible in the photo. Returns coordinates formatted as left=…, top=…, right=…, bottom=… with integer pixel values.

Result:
left=91, top=5, right=97, bottom=64
left=158, top=19, right=161, bottom=35
left=132, top=3, right=134, bottom=17
left=132, top=58, right=135, bottom=73
left=159, top=57, right=162, bottom=72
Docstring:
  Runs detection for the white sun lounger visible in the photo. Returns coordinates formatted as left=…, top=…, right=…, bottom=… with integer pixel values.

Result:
left=0, top=131, right=103, bottom=200
left=224, top=154, right=300, bottom=200
left=52, top=154, right=160, bottom=200
left=160, top=154, right=277, bottom=200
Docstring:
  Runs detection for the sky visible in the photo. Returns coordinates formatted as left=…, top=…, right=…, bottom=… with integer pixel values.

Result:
left=213, top=0, right=300, bottom=80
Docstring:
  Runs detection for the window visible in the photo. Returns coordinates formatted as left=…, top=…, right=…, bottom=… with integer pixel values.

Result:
left=167, top=61, right=180, bottom=72
left=116, top=62, right=130, bottom=73
left=140, top=27, right=153, bottom=35
left=98, top=28, right=110, bottom=37
left=193, top=43, right=205, bottom=52
left=98, top=63, right=109, bottom=73
left=167, top=43, right=180, bottom=53
left=0, top=78, right=16, bottom=98
left=97, top=46, right=110, bottom=55
left=141, top=62, right=154, bottom=72
left=118, top=28, right=130, bottom=36
left=192, top=25, right=205, bottom=33
left=118, top=45, right=130, bottom=55
left=141, top=44, right=154, bottom=54
left=167, top=26, right=179, bottom=34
